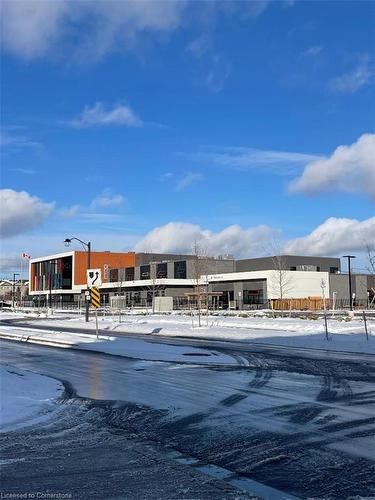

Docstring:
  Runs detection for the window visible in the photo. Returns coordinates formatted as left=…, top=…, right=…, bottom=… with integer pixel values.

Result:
left=156, top=262, right=168, bottom=278
left=174, top=261, right=186, bottom=279
left=140, top=265, right=150, bottom=280
left=33, top=256, right=72, bottom=291
left=243, top=289, right=263, bottom=305
left=298, top=265, right=316, bottom=272
left=61, top=256, right=72, bottom=289
left=109, top=269, right=118, bottom=282
left=125, top=267, right=135, bottom=281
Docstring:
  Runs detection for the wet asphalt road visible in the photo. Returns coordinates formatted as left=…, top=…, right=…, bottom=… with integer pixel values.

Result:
left=1, top=330, right=375, bottom=499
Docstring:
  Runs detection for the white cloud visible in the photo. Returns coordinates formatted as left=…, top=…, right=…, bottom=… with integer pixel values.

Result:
left=91, top=191, right=125, bottom=208
left=1, top=0, right=186, bottom=61
left=1, top=0, right=68, bottom=60
left=59, top=191, right=125, bottom=218
left=203, top=54, right=231, bottom=92
left=200, top=147, right=321, bottom=175
left=135, top=221, right=278, bottom=258
left=289, top=134, right=375, bottom=200
left=186, top=33, right=230, bottom=92
left=303, top=45, right=323, bottom=56
left=60, top=204, right=81, bottom=217
left=0, top=189, right=54, bottom=238
left=218, top=0, right=270, bottom=19
left=329, top=58, right=373, bottom=93
left=70, top=102, right=143, bottom=128
left=176, top=172, right=203, bottom=191
left=186, top=34, right=212, bottom=59
left=9, top=168, right=36, bottom=175
left=0, top=127, right=42, bottom=150
left=285, top=217, right=375, bottom=256
left=160, top=172, right=173, bottom=181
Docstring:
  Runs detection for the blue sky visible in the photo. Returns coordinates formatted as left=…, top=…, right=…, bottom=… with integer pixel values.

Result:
left=1, top=0, right=374, bottom=275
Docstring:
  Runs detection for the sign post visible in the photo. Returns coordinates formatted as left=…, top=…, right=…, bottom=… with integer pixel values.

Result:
left=95, top=310, right=98, bottom=340
left=90, top=286, right=101, bottom=339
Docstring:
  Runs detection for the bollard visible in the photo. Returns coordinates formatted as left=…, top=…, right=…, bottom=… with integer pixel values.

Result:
left=324, top=312, right=329, bottom=341
left=363, top=311, right=369, bottom=341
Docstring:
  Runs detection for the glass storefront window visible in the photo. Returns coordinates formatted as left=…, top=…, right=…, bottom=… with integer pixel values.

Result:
left=125, top=267, right=135, bottom=281
left=243, top=289, right=263, bottom=305
left=156, top=262, right=168, bottom=278
left=140, top=265, right=150, bottom=279
left=174, top=261, right=186, bottom=279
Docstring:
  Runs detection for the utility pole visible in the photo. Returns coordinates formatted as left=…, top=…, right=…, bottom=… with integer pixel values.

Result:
left=343, top=255, right=356, bottom=311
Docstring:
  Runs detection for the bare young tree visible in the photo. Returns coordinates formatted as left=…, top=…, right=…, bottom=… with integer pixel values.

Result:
left=269, top=254, right=294, bottom=317
left=147, top=260, right=165, bottom=314
left=140, top=252, right=165, bottom=314
left=365, top=242, right=375, bottom=275
left=190, top=241, right=209, bottom=327
left=117, top=268, right=126, bottom=322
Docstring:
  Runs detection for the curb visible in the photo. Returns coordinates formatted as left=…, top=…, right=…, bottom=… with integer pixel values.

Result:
left=0, top=331, right=74, bottom=349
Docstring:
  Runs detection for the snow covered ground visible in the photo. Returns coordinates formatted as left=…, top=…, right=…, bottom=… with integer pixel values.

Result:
left=1, top=309, right=374, bottom=354
left=0, top=365, right=63, bottom=432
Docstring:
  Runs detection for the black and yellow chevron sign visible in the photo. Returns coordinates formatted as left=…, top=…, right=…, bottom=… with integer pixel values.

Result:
left=90, top=286, right=101, bottom=309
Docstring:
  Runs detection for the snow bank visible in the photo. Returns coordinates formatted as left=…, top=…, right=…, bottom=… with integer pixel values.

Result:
left=15, top=310, right=371, bottom=334
left=0, top=329, right=236, bottom=365
left=1, top=310, right=374, bottom=355
left=0, top=366, right=63, bottom=432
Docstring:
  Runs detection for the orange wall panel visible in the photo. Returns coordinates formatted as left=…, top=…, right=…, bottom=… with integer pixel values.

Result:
left=74, top=251, right=136, bottom=286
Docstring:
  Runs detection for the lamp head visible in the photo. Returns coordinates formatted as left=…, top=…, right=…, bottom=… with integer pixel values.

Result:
left=64, top=238, right=71, bottom=247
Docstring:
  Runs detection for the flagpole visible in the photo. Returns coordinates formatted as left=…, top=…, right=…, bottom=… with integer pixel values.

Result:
left=20, top=255, right=23, bottom=307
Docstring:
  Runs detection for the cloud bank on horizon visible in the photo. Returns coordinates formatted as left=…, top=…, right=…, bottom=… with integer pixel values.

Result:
left=134, top=217, right=375, bottom=259
left=1, top=186, right=374, bottom=262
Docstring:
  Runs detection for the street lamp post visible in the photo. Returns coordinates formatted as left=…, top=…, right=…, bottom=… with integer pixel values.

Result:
left=343, top=255, right=356, bottom=311
left=12, top=272, right=20, bottom=309
left=64, top=237, right=91, bottom=322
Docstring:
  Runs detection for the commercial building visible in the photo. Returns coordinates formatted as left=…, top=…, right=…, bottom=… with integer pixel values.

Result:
left=28, top=250, right=375, bottom=309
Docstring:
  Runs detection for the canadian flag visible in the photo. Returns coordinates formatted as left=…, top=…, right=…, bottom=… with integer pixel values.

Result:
left=21, top=252, right=31, bottom=259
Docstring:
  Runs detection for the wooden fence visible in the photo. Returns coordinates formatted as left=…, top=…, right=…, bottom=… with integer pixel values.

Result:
left=271, top=297, right=330, bottom=311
